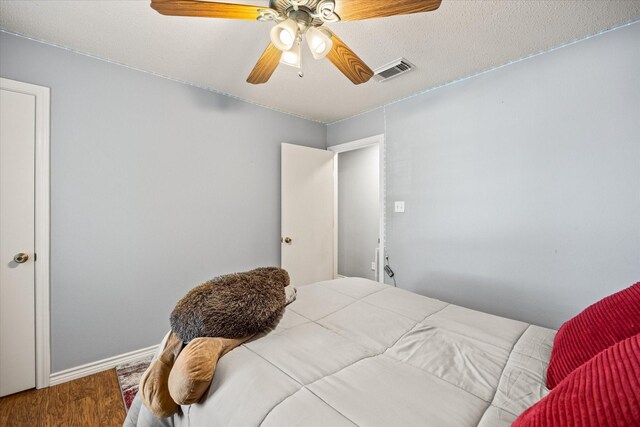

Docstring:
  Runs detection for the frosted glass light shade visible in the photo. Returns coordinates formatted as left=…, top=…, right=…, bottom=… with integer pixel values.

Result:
left=280, top=41, right=301, bottom=68
left=270, top=19, right=298, bottom=51
left=306, top=27, right=333, bottom=59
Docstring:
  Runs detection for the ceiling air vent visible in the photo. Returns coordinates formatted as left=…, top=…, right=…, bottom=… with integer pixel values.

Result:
left=373, top=58, right=415, bottom=82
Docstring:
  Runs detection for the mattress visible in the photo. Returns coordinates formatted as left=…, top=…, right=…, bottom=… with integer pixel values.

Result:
left=125, top=277, right=555, bottom=427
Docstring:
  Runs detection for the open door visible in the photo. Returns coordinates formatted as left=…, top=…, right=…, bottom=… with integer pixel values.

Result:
left=281, top=143, right=335, bottom=286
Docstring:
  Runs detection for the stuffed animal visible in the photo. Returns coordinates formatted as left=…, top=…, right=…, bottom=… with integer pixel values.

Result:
left=139, top=267, right=293, bottom=417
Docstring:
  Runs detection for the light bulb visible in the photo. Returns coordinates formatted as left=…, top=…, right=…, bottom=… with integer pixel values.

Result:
left=279, top=30, right=294, bottom=47
left=313, top=41, right=326, bottom=54
left=282, top=51, right=298, bottom=65
left=305, top=27, right=333, bottom=60
left=270, top=19, right=298, bottom=51
left=280, top=40, right=301, bottom=68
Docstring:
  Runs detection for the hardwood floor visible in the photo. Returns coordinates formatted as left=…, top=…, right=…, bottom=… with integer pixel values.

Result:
left=0, top=369, right=126, bottom=427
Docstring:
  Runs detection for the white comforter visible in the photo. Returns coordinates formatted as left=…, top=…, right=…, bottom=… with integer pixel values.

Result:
left=125, top=277, right=555, bottom=427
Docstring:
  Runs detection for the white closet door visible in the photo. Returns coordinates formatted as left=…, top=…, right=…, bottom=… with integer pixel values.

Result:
left=0, top=88, right=36, bottom=397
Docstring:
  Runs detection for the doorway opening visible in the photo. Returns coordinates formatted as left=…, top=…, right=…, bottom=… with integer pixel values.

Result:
left=329, top=134, right=385, bottom=283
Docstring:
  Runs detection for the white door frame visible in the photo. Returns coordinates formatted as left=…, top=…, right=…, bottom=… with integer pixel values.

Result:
left=1, top=78, right=51, bottom=388
left=328, top=134, right=385, bottom=283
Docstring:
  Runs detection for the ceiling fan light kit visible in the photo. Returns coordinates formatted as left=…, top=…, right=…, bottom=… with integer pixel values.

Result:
left=150, top=0, right=442, bottom=85
left=269, top=9, right=334, bottom=69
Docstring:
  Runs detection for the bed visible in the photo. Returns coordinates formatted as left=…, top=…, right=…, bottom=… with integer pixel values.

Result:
left=125, top=277, right=555, bottom=427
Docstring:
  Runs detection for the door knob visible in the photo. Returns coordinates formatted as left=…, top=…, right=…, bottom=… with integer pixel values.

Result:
left=13, top=253, right=29, bottom=264
left=281, top=237, right=292, bottom=244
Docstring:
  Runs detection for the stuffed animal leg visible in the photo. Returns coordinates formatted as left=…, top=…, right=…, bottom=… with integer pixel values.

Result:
left=138, top=333, right=249, bottom=418
left=168, top=336, right=250, bottom=405
left=138, top=331, right=184, bottom=417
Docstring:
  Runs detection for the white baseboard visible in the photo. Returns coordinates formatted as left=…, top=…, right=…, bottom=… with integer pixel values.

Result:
left=49, top=344, right=159, bottom=386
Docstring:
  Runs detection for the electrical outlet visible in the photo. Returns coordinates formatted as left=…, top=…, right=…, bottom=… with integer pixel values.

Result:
left=394, top=201, right=405, bottom=213
left=371, top=262, right=376, bottom=271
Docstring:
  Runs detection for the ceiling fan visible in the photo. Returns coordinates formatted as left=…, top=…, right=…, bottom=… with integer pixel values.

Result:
left=150, top=0, right=442, bottom=85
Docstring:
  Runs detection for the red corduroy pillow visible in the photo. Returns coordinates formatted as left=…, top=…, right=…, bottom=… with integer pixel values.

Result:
left=546, top=282, right=640, bottom=389
left=514, top=333, right=640, bottom=427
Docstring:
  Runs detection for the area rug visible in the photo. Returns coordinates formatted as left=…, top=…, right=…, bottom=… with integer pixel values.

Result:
left=116, top=356, right=153, bottom=411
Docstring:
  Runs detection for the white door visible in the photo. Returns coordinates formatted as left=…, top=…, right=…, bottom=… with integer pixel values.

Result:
left=281, top=143, right=335, bottom=286
left=0, top=87, right=37, bottom=397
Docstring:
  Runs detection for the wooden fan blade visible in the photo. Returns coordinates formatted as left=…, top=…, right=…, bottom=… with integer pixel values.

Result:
left=326, top=32, right=373, bottom=85
left=247, top=43, right=282, bottom=84
left=150, top=0, right=272, bottom=20
left=334, top=0, right=441, bottom=21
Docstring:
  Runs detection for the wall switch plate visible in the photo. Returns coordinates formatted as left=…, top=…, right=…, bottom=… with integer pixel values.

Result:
left=394, top=201, right=405, bottom=213
left=371, top=262, right=376, bottom=271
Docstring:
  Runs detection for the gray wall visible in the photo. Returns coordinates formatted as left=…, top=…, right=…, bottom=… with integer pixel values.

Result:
left=327, top=107, right=385, bottom=147
left=0, top=32, right=326, bottom=372
left=327, top=23, right=640, bottom=329
left=338, top=145, right=379, bottom=279
left=1, top=20, right=638, bottom=371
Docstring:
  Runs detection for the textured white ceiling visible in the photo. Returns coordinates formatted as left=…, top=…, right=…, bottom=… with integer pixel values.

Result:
left=1, top=0, right=639, bottom=123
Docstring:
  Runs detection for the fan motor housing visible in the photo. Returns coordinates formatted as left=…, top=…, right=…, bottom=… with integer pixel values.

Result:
left=271, top=0, right=333, bottom=26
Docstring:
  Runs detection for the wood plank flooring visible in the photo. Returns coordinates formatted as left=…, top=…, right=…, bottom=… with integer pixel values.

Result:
left=0, top=369, right=126, bottom=427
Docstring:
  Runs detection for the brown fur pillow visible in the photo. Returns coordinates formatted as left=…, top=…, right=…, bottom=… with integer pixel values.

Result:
left=140, top=267, right=291, bottom=418
left=170, top=267, right=290, bottom=343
